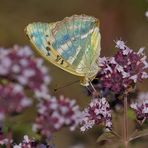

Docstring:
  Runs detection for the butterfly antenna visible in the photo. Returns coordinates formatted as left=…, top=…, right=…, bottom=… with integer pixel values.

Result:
left=86, top=86, right=92, bottom=94
left=54, top=80, right=79, bottom=92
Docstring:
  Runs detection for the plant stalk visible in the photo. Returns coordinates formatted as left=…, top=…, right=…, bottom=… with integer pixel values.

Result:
left=123, top=93, right=128, bottom=148
left=6, top=128, right=12, bottom=148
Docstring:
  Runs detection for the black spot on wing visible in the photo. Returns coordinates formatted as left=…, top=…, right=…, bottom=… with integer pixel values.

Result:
left=46, top=46, right=50, bottom=51
left=60, top=59, right=64, bottom=65
left=47, top=41, right=51, bottom=45
left=55, top=55, right=61, bottom=62
left=46, top=46, right=51, bottom=56
left=46, top=51, right=50, bottom=56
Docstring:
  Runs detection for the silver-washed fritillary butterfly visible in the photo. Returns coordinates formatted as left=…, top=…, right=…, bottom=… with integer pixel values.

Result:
left=25, top=14, right=101, bottom=86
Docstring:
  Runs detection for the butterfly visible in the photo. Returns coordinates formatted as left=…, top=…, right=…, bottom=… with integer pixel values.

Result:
left=25, top=14, right=101, bottom=86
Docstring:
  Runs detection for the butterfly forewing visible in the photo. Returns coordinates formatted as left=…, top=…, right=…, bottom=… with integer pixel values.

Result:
left=25, top=23, right=85, bottom=77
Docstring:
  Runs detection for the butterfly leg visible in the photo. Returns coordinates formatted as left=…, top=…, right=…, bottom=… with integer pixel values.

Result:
left=89, top=82, right=99, bottom=98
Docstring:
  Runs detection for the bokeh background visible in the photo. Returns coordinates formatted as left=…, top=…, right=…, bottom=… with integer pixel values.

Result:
left=0, top=0, right=148, bottom=147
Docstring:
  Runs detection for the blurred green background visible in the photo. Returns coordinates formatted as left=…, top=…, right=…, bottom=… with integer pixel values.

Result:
left=0, top=0, right=148, bottom=147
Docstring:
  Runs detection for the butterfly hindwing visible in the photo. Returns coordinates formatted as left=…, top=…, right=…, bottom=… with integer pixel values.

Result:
left=50, top=15, right=101, bottom=74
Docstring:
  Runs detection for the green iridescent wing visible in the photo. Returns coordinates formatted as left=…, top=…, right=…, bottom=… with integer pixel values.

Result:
left=25, top=22, right=85, bottom=77
left=25, top=15, right=101, bottom=82
left=51, top=15, right=101, bottom=75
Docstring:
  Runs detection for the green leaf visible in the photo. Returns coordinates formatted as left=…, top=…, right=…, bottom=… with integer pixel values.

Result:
left=128, top=109, right=136, bottom=120
left=96, top=131, right=121, bottom=143
left=129, top=129, right=148, bottom=141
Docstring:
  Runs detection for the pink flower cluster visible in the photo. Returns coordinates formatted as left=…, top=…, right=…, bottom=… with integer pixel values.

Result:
left=97, top=40, right=148, bottom=94
left=33, top=95, right=81, bottom=138
left=0, top=45, right=50, bottom=98
left=0, top=83, right=32, bottom=120
left=130, top=92, right=148, bottom=121
left=0, top=127, right=8, bottom=145
left=13, top=135, right=54, bottom=148
left=0, top=134, right=54, bottom=148
left=80, top=98, right=112, bottom=132
left=13, top=135, right=36, bottom=148
left=0, top=127, right=54, bottom=147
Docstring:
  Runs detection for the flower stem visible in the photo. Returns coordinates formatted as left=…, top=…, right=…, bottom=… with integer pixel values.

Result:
left=123, top=93, right=128, bottom=148
left=6, top=128, right=12, bottom=148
